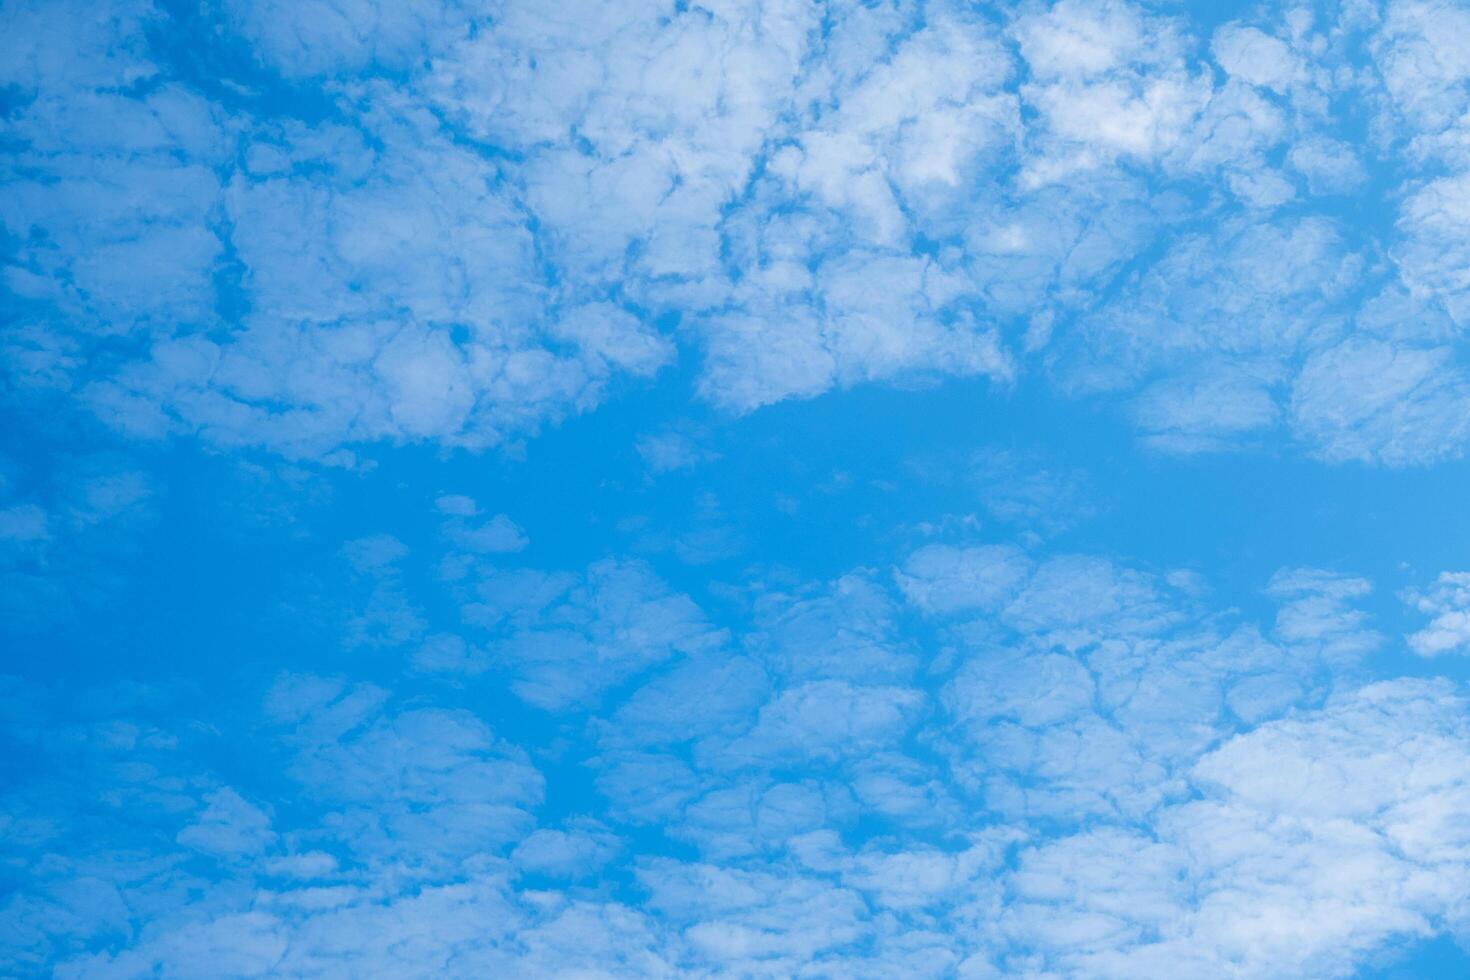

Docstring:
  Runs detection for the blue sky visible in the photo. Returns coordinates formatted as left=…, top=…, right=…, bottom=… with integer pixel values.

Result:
left=7, top=0, right=1470, bottom=976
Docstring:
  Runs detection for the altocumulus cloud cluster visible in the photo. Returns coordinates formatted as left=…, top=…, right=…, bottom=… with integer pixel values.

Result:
left=7, top=0, right=1470, bottom=976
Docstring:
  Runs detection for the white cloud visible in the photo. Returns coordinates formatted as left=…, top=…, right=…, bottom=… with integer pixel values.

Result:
left=1406, top=572, right=1470, bottom=656
left=636, top=431, right=717, bottom=474
left=1288, top=137, right=1367, bottom=195
left=2, top=3, right=679, bottom=459
left=1131, top=364, right=1281, bottom=453
left=1371, top=0, right=1470, bottom=134
left=1396, top=172, right=1470, bottom=323
left=1265, top=567, right=1382, bottom=665
left=1013, top=0, right=1173, bottom=80
left=637, top=858, right=867, bottom=965
left=1064, top=217, right=1357, bottom=394
left=1014, top=1, right=1214, bottom=174
left=59, top=911, right=290, bottom=979
left=895, top=544, right=1032, bottom=616
left=433, top=494, right=477, bottom=517
left=744, top=572, right=916, bottom=682
left=339, top=535, right=427, bottom=649
left=671, top=779, right=854, bottom=860
left=1290, top=338, right=1470, bottom=465
left=18, top=6, right=1470, bottom=973
left=699, top=250, right=1014, bottom=413
left=410, top=632, right=488, bottom=674
left=512, top=821, right=621, bottom=878
left=220, top=0, right=474, bottom=78
left=471, top=559, right=727, bottom=710
left=1211, top=24, right=1302, bottom=93
left=10, top=536, right=1470, bottom=978
left=265, top=674, right=543, bottom=865
left=175, top=788, right=276, bottom=858
left=1002, top=554, right=1175, bottom=645
left=723, top=680, right=924, bottom=767
left=8, top=0, right=1465, bottom=471
left=987, top=678, right=1470, bottom=977
left=599, top=653, right=769, bottom=749
left=443, top=513, right=528, bottom=554
left=949, top=646, right=1096, bottom=731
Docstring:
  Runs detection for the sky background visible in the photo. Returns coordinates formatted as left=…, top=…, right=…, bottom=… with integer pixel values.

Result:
left=7, top=0, right=1470, bottom=976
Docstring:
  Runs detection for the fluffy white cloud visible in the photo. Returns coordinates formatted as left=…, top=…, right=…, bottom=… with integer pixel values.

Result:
left=265, top=674, right=543, bottom=865
left=723, top=680, right=925, bottom=766
left=4, top=4, right=679, bottom=459
left=10, top=528, right=1470, bottom=979
left=986, top=679, right=1470, bottom=978
left=699, top=249, right=1015, bottom=413
left=743, top=571, right=916, bottom=682
left=6, top=0, right=1470, bottom=468
left=637, top=858, right=867, bottom=966
left=1064, top=217, right=1357, bottom=391
left=1264, top=567, right=1383, bottom=665
left=442, top=513, right=528, bottom=554
left=512, top=821, right=621, bottom=878
left=906, top=546, right=1374, bottom=826
left=1290, top=338, right=1470, bottom=465
left=1212, top=24, right=1302, bottom=94
left=463, top=559, right=726, bottom=709
left=176, top=788, right=277, bottom=858
left=1396, top=172, right=1470, bottom=323
left=1131, top=363, right=1281, bottom=453
left=1406, top=572, right=1470, bottom=656
left=895, top=543, right=1032, bottom=615
left=1371, top=0, right=1470, bottom=135
left=221, top=0, right=475, bottom=78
